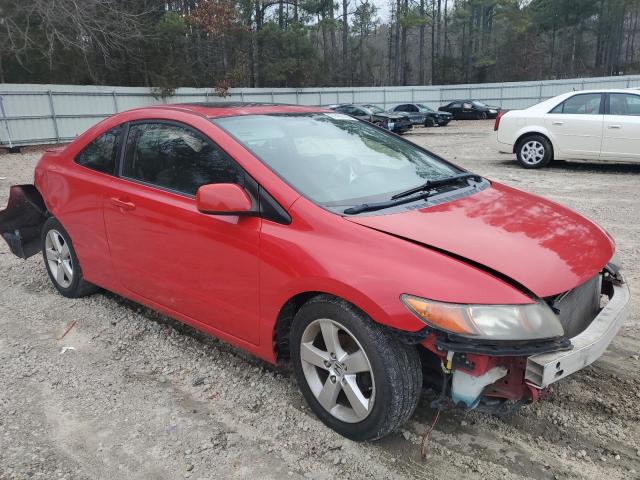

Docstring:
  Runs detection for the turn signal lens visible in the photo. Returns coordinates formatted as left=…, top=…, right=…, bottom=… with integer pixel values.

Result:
left=400, top=294, right=564, bottom=341
left=401, top=295, right=477, bottom=335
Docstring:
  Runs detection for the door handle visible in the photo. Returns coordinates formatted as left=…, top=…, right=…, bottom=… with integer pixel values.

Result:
left=110, top=197, right=136, bottom=211
left=552, top=121, right=564, bottom=125
left=608, top=124, right=622, bottom=129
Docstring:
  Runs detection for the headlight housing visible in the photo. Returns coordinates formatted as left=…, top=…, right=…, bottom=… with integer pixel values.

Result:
left=400, top=294, right=564, bottom=341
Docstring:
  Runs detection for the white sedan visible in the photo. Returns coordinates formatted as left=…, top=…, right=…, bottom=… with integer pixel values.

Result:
left=496, top=88, right=640, bottom=168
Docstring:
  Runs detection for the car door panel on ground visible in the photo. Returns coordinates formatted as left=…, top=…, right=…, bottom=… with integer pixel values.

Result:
left=601, top=92, right=640, bottom=160
left=102, top=121, right=261, bottom=344
left=544, top=93, right=604, bottom=159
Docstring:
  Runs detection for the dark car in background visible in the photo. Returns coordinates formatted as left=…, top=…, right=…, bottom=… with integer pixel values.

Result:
left=439, top=100, right=501, bottom=120
left=330, top=104, right=412, bottom=134
left=390, top=103, right=452, bottom=127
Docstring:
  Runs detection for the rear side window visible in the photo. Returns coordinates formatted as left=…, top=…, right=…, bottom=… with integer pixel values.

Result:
left=75, top=126, right=122, bottom=174
left=122, top=122, right=243, bottom=196
left=550, top=94, right=602, bottom=114
left=609, top=93, right=640, bottom=115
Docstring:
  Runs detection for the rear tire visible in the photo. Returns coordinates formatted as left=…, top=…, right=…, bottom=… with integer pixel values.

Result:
left=290, top=295, right=422, bottom=441
left=516, top=134, right=553, bottom=169
left=41, top=217, right=99, bottom=298
left=424, top=117, right=436, bottom=128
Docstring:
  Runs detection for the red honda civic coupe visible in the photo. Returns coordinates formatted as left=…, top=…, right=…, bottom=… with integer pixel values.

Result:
left=0, top=103, right=629, bottom=441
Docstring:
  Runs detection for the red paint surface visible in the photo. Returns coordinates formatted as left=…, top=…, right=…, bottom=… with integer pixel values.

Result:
left=33, top=104, right=615, bottom=364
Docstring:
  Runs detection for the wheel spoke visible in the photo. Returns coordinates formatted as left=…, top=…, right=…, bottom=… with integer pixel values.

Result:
left=51, top=232, right=64, bottom=253
left=300, top=342, right=330, bottom=369
left=59, top=242, right=70, bottom=259
left=45, top=248, right=57, bottom=261
left=341, top=376, right=370, bottom=418
left=61, top=260, right=73, bottom=279
left=320, top=321, right=344, bottom=358
left=342, top=349, right=370, bottom=374
left=55, top=264, right=65, bottom=284
left=317, top=377, right=341, bottom=412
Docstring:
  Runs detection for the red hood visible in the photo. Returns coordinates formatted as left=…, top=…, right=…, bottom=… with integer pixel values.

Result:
left=346, top=183, right=614, bottom=298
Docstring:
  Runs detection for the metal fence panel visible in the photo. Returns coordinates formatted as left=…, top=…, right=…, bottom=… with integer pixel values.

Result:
left=3, top=74, right=640, bottom=146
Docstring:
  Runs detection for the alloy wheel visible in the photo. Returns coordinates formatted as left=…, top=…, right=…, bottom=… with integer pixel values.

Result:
left=520, top=140, right=546, bottom=165
left=45, top=229, right=73, bottom=288
left=299, top=318, right=375, bottom=423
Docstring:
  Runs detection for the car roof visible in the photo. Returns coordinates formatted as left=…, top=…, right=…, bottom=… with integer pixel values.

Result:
left=136, top=102, right=329, bottom=119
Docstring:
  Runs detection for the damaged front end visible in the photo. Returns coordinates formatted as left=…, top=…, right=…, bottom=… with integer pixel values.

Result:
left=407, top=264, right=629, bottom=414
left=0, top=185, right=48, bottom=259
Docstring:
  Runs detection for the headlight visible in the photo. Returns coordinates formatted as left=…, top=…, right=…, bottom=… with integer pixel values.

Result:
left=400, top=294, right=564, bottom=341
left=489, top=109, right=497, bottom=114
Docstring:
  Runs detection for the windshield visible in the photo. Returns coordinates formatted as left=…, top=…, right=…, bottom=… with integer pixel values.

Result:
left=213, top=113, right=460, bottom=207
left=416, top=104, right=435, bottom=112
left=364, top=104, right=385, bottom=113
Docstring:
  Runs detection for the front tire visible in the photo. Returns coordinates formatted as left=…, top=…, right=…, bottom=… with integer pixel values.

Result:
left=516, top=135, right=553, bottom=169
left=424, top=117, right=436, bottom=128
left=41, top=217, right=98, bottom=298
left=290, top=295, right=422, bottom=441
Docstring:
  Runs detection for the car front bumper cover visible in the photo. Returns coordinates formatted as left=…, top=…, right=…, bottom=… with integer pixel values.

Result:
left=525, top=278, right=630, bottom=388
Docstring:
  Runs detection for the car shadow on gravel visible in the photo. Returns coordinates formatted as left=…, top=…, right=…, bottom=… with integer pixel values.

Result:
left=98, top=290, right=282, bottom=373
left=494, top=157, right=640, bottom=174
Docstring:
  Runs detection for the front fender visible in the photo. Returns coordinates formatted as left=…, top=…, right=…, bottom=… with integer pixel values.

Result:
left=0, top=184, right=48, bottom=258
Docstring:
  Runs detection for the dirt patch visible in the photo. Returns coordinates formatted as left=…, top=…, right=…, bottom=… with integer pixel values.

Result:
left=1, top=121, right=638, bottom=479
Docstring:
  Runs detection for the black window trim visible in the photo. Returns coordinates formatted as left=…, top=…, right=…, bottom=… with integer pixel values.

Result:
left=547, top=92, right=605, bottom=115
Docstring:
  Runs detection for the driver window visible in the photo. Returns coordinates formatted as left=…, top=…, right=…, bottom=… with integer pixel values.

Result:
left=122, top=122, right=243, bottom=196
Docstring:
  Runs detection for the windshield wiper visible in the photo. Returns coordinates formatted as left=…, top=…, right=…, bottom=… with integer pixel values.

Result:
left=343, top=172, right=483, bottom=215
left=390, top=172, right=482, bottom=200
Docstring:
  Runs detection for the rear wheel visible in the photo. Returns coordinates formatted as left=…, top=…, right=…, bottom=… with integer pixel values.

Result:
left=424, top=117, right=436, bottom=127
left=516, top=135, right=553, bottom=169
left=290, top=295, right=422, bottom=441
left=41, top=217, right=98, bottom=298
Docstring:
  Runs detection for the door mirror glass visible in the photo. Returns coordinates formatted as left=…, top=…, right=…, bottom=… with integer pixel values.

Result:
left=196, top=183, right=253, bottom=215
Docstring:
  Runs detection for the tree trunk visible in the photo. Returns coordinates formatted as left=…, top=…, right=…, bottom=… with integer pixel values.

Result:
left=393, top=0, right=401, bottom=84
left=418, top=0, right=425, bottom=84
left=400, top=0, right=409, bottom=84
left=342, top=0, right=349, bottom=85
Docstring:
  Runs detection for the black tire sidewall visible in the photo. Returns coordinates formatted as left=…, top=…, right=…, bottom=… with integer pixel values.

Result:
left=290, top=297, right=418, bottom=441
left=516, top=135, right=553, bottom=169
left=41, top=217, right=85, bottom=297
left=424, top=117, right=435, bottom=127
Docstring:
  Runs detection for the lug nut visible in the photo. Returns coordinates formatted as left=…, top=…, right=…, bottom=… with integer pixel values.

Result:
left=324, top=360, right=331, bottom=368
left=330, top=352, right=336, bottom=359
left=330, top=375, right=336, bottom=383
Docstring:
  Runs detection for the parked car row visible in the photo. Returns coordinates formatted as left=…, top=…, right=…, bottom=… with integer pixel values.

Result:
left=327, top=100, right=501, bottom=132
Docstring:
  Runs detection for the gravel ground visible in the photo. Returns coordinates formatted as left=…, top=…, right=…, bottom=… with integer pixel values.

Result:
left=1, top=120, right=639, bottom=480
